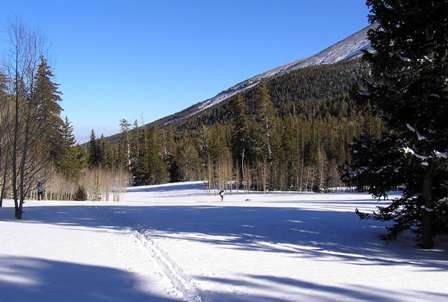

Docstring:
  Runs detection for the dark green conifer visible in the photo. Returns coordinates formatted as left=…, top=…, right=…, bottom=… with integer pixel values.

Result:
left=344, top=0, right=448, bottom=248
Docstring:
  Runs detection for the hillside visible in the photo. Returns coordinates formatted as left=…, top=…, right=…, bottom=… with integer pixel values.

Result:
left=179, top=59, right=368, bottom=131
left=149, top=24, right=373, bottom=128
left=106, top=25, right=373, bottom=144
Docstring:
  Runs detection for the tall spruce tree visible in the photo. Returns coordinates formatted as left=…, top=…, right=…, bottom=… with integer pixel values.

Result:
left=55, top=117, right=86, bottom=180
left=88, top=130, right=103, bottom=168
left=119, top=119, right=131, bottom=170
left=61, top=116, right=76, bottom=147
left=231, top=94, right=253, bottom=188
left=35, top=56, right=64, bottom=163
left=255, top=83, right=277, bottom=191
left=344, top=0, right=448, bottom=248
left=146, top=127, right=169, bottom=184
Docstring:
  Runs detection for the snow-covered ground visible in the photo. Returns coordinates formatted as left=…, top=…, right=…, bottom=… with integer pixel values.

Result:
left=1, top=182, right=447, bottom=302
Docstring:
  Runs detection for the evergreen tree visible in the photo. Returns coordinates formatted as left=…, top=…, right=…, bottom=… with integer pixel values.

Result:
left=167, top=155, right=182, bottom=183
left=100, top=134, right=115, bottom=168
left=254, top=83, right=277, bottom=191
left=231, top=94, right=253, bottom=187
left=344, top=0, right=448, bottom=248
left=119, top=118, right=131, bottom=169
left=35, top=56, right=64, bottom=163
left=55, top=117, right=86, bottom=180
left=61, top=116, right=76, bottom=147
left=128, top=121, right=146, bottom=185
left=88, top=130, right=103, bottom=168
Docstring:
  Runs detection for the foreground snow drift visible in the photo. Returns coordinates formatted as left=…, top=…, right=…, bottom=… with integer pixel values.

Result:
left=1, top=181, right=447, bottom=302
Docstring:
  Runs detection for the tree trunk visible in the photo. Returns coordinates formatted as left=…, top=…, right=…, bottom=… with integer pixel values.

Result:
left=0, top=160, right=8, bottom=207
left=240, top=149, right=245, bottom=190
left=262, top=158, right=268, bottom=192
left=12, top=78, right=19, bottom=219
left=421, top=165, right=434, bottom=249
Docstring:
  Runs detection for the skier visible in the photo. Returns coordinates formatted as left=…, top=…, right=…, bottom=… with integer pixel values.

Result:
left=218, top=190, right=225, bottom=202
left=37, top=181, right=45, bottom=200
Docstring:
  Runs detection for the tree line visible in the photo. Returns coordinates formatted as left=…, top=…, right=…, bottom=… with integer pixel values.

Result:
left=87, top=60, right=381, bottom=192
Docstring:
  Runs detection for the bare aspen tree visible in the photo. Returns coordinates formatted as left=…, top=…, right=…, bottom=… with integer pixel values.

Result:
left=5, top=21, right=48, bottom=219
left=0, top=73, right=10, bottom=207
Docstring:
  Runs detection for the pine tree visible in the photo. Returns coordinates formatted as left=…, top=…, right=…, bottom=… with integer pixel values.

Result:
left=128, top=121, right=147, bottom=185
left=231, top=95, right=253, bottom=188
left=35, top=56, right=64, bottom=163
left=255, top=83, right=277, bottom=191
left=344, top=0, right=448, bottom=248
left=88, top=130, right=103, bottom=168
left=119, top=119, right=131, bottom=170
left=61, top=117, right=76, bottom=147
left=100, top=134, right=114, bottom=169
left=55, top=117, right=86, bottom=180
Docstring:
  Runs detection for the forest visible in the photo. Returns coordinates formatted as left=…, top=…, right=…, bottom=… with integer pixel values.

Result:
left=90, top=59, right=382, bottom=193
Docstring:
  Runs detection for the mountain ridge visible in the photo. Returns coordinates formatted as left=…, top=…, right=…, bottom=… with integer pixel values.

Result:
left=102, top=24, right=373, bottom=145
left=151, top=24, right=373, bottom=127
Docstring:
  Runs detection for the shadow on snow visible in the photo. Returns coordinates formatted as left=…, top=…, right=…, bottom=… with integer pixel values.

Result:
left=197, top=274, right=448, bottom=302
left=0, top=256, right=177, bottom=302
left=1, top=203, right=446, bottom=272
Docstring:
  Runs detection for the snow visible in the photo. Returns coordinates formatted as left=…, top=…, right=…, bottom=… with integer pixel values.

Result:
left=1, top=181, right=447, bottom=301
left=435, top=150, right=448, bottom=159
left=162, top=25, right=374, bottom=126
left=406, top=123, right=427, bottom=141
left=402, top=146, right=429, bottom=161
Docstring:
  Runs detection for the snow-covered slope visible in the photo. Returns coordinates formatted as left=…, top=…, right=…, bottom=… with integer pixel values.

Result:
left=157, top=25, right=373, bottom=126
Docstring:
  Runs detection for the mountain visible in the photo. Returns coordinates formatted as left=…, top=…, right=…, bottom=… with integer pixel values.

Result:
left=98, top=24, right=378, bottom=191
left=152, top=24, right=373, bottom=127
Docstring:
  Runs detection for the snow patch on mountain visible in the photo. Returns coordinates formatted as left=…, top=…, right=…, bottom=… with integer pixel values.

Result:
left=161, top=25, right=373, bottom=126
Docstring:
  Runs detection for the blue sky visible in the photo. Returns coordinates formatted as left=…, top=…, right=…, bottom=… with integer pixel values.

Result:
left=0, top=0, right=369, bottom=143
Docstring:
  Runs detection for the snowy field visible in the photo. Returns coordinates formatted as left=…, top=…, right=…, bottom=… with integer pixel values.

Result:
left=1, top=182, right=447, bottom=302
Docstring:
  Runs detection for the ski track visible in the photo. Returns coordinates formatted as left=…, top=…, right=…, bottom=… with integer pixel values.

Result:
left=133, top=229, right=204, bottom=302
